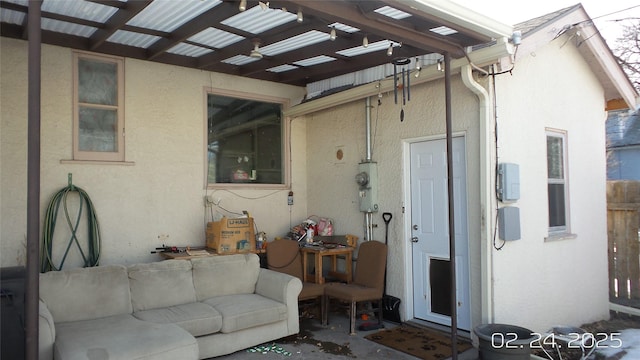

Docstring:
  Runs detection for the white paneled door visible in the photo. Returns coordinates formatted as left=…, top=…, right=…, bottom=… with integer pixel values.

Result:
left=410, top=137, right=470, bottom=330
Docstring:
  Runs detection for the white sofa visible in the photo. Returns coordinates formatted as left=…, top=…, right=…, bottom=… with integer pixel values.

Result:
left=38, top=253, right=302, bottom=360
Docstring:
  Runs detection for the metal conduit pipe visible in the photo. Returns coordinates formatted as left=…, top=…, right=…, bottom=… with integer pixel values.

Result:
left=363, top=97, right=374, bottom=242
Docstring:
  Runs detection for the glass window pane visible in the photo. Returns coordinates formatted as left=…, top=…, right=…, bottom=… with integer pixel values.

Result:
left=79, top=107, right=117, bottom=152
left=207, top=94, right=283, bottom=185
left=78, top=58, right=117, bottom=105
left=547, top=136, right=564, bottom=179
left=548, top=183, right=566, bottom=227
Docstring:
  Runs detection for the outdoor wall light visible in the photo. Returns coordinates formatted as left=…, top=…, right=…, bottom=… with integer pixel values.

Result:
left=239, top=0, right=246, bottom=11
left=250, top=41, right=263, bottom=59
left=330, top=27, right=336, bottom=41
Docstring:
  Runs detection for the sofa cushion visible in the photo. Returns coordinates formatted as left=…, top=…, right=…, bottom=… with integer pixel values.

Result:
left=203, top=294, right=287, bottom=333
left=133, top=302, right=222, bottom=337
left=54, top=314, right=198, bottom=360
left=191, top=254, right=260, bottom=300
left=40, top=265, right=132, bottom=322
left=128, top=260, right=196, bottom=312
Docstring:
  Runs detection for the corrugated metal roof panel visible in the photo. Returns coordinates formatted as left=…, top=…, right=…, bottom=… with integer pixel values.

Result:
left=336, top=40, right=395, bottom=57
left=260, top=30, right=328, bottom=56
left=294, top=55, right=336, bottom=67
left=374, top=6, right=411, bottom=20
left=188, top=27, right=245, bottom=49
left=0, top=8, right=25, bottom=25
left=167, top=43, right=213, bottom=57
left=267, top=64, right=298, bottom=73
left=42, top=18, right=96, bottom=37
left=42, top=0, right=117, bottom=22
left=107, top=30, right=161, bottom=48
left=430, top=26, right=458, bottom=36
left=222, top=55, right=260, bottom=66
left=330, top=22, right=360, bottom=33
left=221, top=4, right=296, bottom=35
left=127, top=0, right=220, bottom=32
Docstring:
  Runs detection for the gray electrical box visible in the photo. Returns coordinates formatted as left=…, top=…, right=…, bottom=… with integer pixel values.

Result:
left=498, top=206, right=521, bottom=241
left=497, top=163, right=520, bottom=202
left=356, top=162, right=379, bottom=213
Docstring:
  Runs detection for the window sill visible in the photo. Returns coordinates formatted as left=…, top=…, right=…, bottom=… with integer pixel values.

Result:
left=60, top=160, right=135, bottom=166
left=544, top=233, right=577, bottom=242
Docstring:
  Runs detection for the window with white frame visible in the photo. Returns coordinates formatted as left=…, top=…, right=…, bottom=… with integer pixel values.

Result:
left=546, top=130, right=569, bottom=233
left=73, top=52, right=125, bottom=161
left=206, top=89, right=287, bottom=187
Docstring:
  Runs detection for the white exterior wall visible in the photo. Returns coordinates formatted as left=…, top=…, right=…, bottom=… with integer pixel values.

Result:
left=0, top=38, right=306, bottom=267
left=304, top=78, right=484, bottom=327
left=492, top=37, right=610, bottom=331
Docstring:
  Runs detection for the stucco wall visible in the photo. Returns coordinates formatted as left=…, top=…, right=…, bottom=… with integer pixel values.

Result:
left=492, top=37, right=610, bottom=331
left=304, top=77, right=483, bottom=327
left=0, top=38, right=307, bottom=267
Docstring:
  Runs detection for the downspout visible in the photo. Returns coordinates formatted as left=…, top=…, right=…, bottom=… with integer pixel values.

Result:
left=460, top=64, right=494, bottom=325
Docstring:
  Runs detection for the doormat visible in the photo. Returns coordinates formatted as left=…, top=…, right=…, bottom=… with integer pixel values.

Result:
left=364, top=324, right=473, bottom=359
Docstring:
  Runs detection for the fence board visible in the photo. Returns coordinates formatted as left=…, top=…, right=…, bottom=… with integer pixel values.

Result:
left=607, top=180, right=640, bottom=309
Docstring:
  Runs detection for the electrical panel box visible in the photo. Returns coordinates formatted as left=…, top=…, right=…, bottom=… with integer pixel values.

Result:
left=497, top=163, right=520, bottom=202
left=498, top=206, right=521, bottom=241
left=356, top=161, right=379, bottom=213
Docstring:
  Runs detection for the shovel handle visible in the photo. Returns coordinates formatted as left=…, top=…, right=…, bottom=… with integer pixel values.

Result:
left=382, top=212, right=392, bottom=224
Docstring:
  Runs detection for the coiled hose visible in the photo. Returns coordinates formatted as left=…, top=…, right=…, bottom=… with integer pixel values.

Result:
left=41, top=179, right=101, bottom=272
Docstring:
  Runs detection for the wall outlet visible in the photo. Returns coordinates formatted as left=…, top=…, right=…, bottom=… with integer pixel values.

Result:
left=158, top=234, right=169, bottom=242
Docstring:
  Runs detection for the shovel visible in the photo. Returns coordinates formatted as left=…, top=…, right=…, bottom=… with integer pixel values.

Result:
left=381, top=212, right=402, bottom=323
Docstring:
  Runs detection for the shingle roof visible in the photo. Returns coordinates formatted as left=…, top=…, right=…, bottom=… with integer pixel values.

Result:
left=514, top=4, right=582, bottom=37
left=607, top=110, right=640, bottom=148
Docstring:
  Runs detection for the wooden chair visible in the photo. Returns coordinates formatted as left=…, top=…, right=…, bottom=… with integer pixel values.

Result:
left=266, top=238, right=325, bottom=319
left=322, top=240, right=387, bottom=335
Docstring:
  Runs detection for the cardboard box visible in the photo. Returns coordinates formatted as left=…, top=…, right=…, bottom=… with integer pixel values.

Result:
left=206, top=217, right=255, bottom=254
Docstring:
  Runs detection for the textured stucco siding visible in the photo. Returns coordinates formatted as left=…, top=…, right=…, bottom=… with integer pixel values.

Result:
left=492, top=36, right=609, bottom=332
left=304, top=77, right=482, bottom=327
left=0, top=38, right=306, bottom=267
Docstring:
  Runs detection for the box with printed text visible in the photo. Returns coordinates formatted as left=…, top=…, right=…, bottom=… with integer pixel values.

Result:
left=206, top=217, right=255, bottom=254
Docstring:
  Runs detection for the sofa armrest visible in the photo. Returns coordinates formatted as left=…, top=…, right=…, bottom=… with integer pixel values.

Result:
left=39, top=300, right=55, bottom=360
left=255, top=269, right=302, bottom=303
left=255, top=269, right=302, bottom=334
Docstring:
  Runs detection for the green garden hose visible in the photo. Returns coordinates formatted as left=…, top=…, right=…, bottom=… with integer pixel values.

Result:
left=41, top=176, right=101, bottom=272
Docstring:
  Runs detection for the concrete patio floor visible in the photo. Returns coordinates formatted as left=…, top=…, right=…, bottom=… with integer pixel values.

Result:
left=216, top=312, right=479, bottom=360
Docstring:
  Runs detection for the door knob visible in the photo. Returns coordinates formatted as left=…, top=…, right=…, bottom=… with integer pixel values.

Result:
left=411, top=236, right=419, bottom=243
left=412, top=224, right=418, bottom=230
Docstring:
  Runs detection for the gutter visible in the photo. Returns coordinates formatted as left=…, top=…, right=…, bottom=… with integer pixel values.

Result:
left=285, top=38, right=513, bottom=118
left=392, top=0, right=513, bottom=40
left=460, top=64, right=494, bottom=325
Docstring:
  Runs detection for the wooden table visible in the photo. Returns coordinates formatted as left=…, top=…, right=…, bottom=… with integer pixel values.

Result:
left=300, top=245, right=353, bottom=284
left=160, top=248, right=265, bottom=260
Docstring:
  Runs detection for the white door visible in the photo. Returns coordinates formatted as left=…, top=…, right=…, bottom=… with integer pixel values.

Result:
left=410, top=137, right=470, bottom=330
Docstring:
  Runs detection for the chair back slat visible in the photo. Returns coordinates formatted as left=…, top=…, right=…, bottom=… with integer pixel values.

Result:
left=353, top=241, right=387, bottom=291
left=266, top=239, right=304, bottom=280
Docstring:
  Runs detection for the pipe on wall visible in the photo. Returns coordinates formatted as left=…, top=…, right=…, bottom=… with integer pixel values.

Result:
left=460, top=64, right=494, bottom=325
left=363, top=97, right=374, bottom=242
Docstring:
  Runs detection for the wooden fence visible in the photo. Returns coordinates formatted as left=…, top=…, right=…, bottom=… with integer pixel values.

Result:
left=607, top=180, right=640, bottom=308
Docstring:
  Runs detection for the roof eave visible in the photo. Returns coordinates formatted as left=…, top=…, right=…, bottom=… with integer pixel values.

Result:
left=285, top=38, right=514, bottom=118
left=389, top=0, right=514, bottom=41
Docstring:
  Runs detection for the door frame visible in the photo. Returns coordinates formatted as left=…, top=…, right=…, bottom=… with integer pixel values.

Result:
left=402, top=132, right=472, bottom=326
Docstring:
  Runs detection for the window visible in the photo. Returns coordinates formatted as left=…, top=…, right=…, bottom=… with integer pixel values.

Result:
left=546, top=130, right=569, bottom=233
left=73, top=52, right=124, bottom=161
left=206, top=90, right=287, bottom=187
